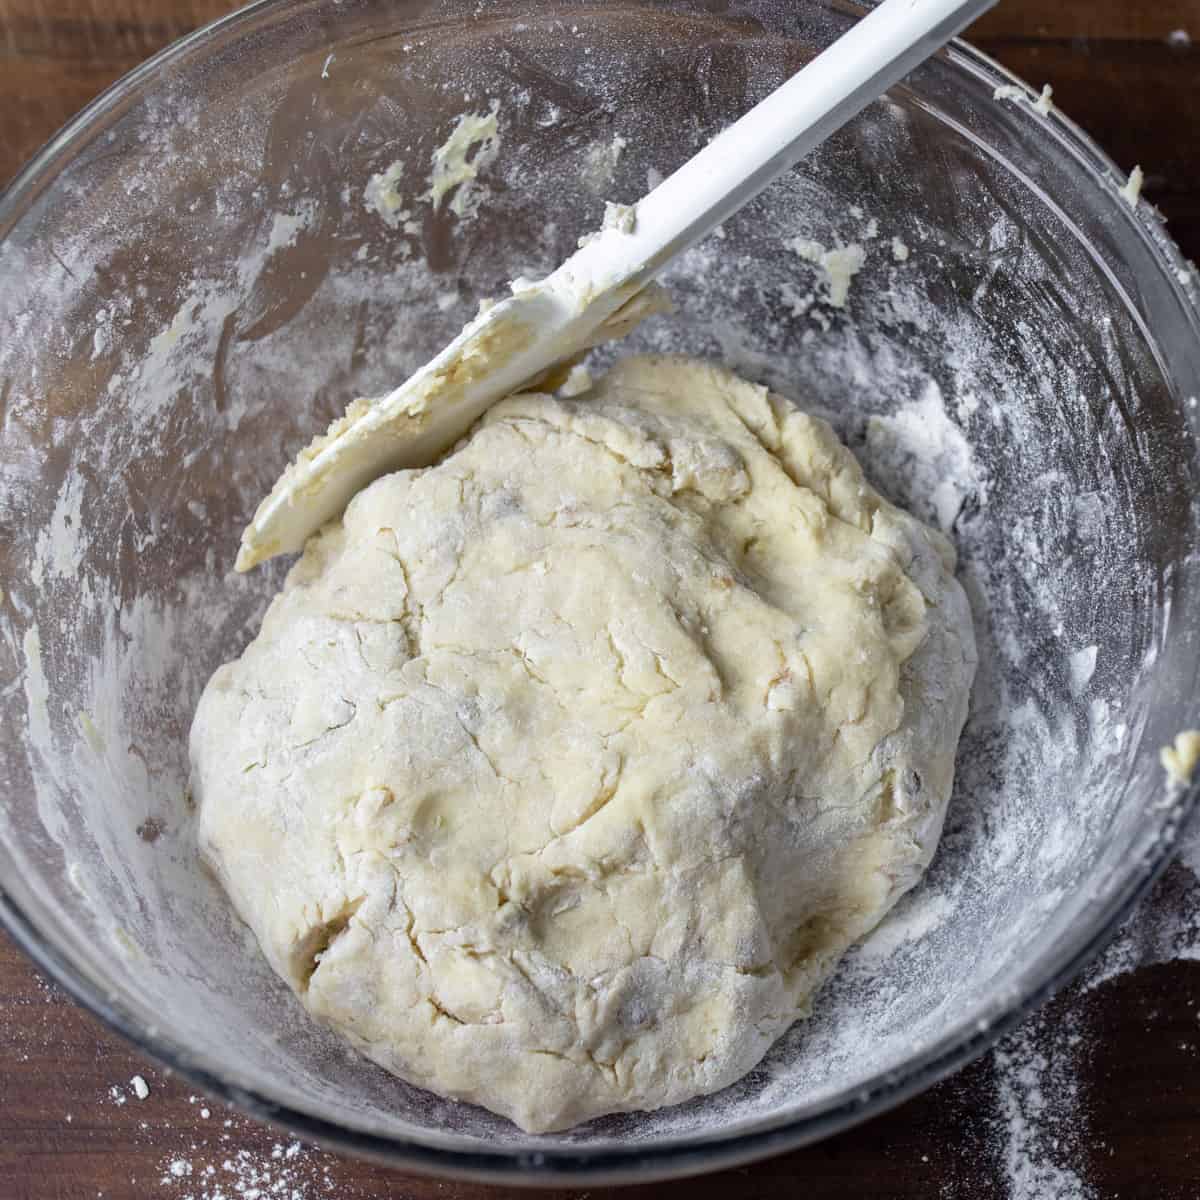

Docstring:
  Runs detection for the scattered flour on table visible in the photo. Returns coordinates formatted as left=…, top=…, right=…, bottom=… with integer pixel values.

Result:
left=989, top=846, right=1200, bottom=1199
left=992, top=1011, right=1096, bottom=1200
left=155, top=1140, right=354, bottom=1200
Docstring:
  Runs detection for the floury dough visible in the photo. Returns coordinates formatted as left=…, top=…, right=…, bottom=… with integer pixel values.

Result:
left=191, top=355, right=977, bottom=1132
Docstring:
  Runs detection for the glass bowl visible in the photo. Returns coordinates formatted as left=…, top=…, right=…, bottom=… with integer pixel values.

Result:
left=2, top=0, right=1199, bottom=1185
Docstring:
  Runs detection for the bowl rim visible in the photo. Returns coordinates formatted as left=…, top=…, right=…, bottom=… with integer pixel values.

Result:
left=2, top=0, right=1199, bottom=1185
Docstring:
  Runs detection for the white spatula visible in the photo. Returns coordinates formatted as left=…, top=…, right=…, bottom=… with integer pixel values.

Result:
left=237, top=0, right=996, bottom=571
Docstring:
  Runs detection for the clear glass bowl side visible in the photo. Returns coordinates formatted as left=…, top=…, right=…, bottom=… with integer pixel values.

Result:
left=1, top=0, right=1198, bottom=1182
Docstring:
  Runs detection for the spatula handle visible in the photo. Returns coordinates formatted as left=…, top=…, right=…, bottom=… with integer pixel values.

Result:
left=578, top=0, right=999, bottom=292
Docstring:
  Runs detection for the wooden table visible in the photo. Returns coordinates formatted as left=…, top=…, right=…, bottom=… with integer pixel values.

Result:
left=3, top=2, right=1199, bottom=1197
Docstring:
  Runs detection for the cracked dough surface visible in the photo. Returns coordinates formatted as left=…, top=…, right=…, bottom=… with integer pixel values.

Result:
left=191, top=355, right=976, bottom=1132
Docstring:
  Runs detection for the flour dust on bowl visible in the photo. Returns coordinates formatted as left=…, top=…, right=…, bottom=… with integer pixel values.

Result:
left=0, top=0, right=1198, bottom=1184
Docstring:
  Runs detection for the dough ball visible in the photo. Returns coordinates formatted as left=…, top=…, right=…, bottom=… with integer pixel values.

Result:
left=191, top=355, right=976, bottom=1132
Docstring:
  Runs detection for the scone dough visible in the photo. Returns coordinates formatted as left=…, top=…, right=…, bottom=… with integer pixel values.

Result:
left=191, top=356, right=976, bottom=1132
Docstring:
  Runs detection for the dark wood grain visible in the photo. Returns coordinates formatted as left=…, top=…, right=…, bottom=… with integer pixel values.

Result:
left=3, top=1, right=1200, bottom=1197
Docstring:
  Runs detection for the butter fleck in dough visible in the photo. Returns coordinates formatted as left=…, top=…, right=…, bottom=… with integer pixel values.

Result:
left=191, top=355, right=976, bottom=1132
